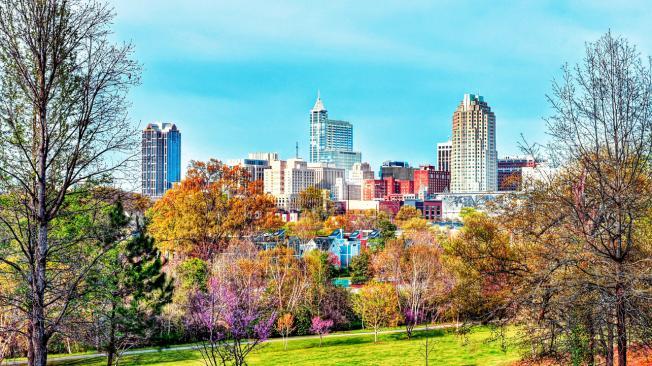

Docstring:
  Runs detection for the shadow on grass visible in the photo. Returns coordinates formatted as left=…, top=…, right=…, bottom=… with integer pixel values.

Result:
left=52, top=350, right=200, bottom=366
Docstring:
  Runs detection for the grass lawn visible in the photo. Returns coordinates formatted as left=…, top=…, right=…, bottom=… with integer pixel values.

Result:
left=50, top=326, right=522, bottom=366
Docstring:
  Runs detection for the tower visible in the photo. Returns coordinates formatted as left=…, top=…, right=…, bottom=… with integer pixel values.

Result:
left=141, top=122, right=181, bottom=198
left=450, top=94, right=497, bottom=192
left=308, top=91, right=360, bottom=171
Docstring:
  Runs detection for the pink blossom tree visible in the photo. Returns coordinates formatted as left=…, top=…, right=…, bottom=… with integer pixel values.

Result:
left=187, top=277, right=276, bottom=366
left=310, top=317, right=333, bottom=347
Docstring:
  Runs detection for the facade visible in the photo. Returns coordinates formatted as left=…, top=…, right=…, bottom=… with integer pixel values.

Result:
left=248, top=152, right=279, bottom=162
left=319, top=150, right=362, bottom=171
left=263, top=160, right=287, bottom=196
left=308, top=162, right=345, bottom=191
left=308, top=92, right=362, bottom=171
left=141, top=122, right=181, bottom=198
left=450, top=94, right=497, bottom=192
left=348, top=162, right=375, bottom=185
left=284, top=158, right=316, bottom=195
left=227, top=158, right=270, bottom=182
left=437, top=141, right=452, bottom=172
left=333, top=177, right=362, bottom=201
left=362, top=179, right=387, bottom=201
left=380, top=161, right=415, bottom=180
left=413, top=165, right=450, bottom=198
left=497, top=156, right=537, bottom=191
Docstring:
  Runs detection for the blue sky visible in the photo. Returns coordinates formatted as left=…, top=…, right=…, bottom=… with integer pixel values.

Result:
left=112, top=0, right=652, bottom=173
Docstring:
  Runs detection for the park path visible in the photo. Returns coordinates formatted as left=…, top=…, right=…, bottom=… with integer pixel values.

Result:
left=4, top=323, right=459, bottom=365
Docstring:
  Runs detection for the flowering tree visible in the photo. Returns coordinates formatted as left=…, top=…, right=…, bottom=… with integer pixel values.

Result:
left=310, top=317, right=333, bottom=347
left=187, top=274, right=276, bottom=366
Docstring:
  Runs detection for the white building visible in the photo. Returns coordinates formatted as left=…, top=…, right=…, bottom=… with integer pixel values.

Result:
left=437, top=140, right=452, bottom=172
left=450, top=94, right=497, bottom=192
left=333, top=177, right=362, bottom=201
left=308, top=162, right=345, bottom=191
left=348, top=162, right=375, bottom=185
left=248, top=152, right=279, bottom=162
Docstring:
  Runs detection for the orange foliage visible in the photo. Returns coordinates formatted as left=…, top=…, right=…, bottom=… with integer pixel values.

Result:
left=148, top=159, right=281, bottom=259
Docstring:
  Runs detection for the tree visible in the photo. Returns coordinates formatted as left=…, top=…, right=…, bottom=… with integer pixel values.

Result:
left=511, top=32, right=652, bottom=366
left=310, top=317, right=333, bottom=347
left=149, top=160, right=279, bottom=259
left=395, top=206, right=422, bottom=226
left=299, top=186, right=324, bottom=213
left=187, top=253, right=276, bottom=366
left=350, top=250, right=372, bottom=285
left=401, top=231, right=451, bottom=338
left=276, top=313, right=295, bottom=351
left=89, top=204, right=174, bottom=366
left=354, top=282, right=400, bottom=343
left=0, top=1, right=140, bottom=364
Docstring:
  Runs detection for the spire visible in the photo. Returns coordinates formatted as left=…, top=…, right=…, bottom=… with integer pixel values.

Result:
left=312, top=90, right=326, bottom=111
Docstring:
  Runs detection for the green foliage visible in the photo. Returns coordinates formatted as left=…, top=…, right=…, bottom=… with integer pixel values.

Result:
left=376, top=219, right=397, bottom=247
left=177, top=258, right=209, bottom=292
left=89, top=201, right=174, bottom=364
left=349, top=250, right=372, bottom=285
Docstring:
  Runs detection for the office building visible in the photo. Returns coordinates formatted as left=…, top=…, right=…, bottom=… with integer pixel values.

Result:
left=309, top=92, right=362, bottom=171
left=414, top=165, right=450, bottom=198
left=141, top=122, right=181, bottom=198
left=348, top=162, right=375, bottom=185
left=308, top=162, right=345, bottom=191
left=437, top=141, right=452, bottom=172
left=497, top=156, right=536, bottom=191
left=450, top=94, right=497, bottom=192
left=380, top=161, right=415, bottom=180
left=227, top=158, right=270, bottom=182
left=248, top=152, right=279, bottom=162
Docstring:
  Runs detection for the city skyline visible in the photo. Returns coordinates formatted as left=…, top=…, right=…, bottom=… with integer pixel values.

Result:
left=112, top=1, right=652, bottom=174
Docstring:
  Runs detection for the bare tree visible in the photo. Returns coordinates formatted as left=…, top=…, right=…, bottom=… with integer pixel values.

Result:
left=0, top=1, right=139, bottom=365
left=502, top=31, right=652, bottom=366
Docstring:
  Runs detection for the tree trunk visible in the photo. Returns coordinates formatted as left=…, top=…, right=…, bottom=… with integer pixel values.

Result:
left=31, top=222, right=49, bottom=366
left=107, top=304, right=117, bottom=366
left=616, top=283, right=627, bottom=366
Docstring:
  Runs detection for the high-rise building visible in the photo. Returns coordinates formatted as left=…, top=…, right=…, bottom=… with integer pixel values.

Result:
left=309, top=92, right=361, bottom=171
left=437, top=141, right=452, bottom=172
left=450, top=94, right=497, bottom=192
left=141, top=122, right=181, bottom=198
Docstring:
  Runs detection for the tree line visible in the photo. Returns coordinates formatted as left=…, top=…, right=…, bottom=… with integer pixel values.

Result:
left=1, top=1, right=652, bottom=365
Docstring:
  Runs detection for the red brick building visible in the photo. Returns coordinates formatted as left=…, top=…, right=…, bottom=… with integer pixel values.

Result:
left=362, top=177, right=415, bottom=200
left=413, top=165, right=450, bottom=198
left=497, top=156, right=536, bottom=191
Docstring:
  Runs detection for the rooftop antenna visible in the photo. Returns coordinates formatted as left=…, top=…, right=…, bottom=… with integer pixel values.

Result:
left=295, top=141, right=299, bottom=159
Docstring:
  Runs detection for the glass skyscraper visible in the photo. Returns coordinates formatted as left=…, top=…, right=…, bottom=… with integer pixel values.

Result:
left=309, top=92, right=361, bottom=171
left=141, top=122, right=181, bottom=198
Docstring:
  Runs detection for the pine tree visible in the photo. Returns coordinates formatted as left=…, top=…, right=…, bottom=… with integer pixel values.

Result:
left=90, top=201, right=174, bottom=366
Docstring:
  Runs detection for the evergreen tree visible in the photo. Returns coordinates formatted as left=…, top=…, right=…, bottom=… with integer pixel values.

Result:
left=89, top=202, right=174, bottom=366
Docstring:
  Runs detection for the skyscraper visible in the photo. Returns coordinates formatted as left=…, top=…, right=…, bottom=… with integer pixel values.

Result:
left=309, top=92, right=361, bottom=170
left=141, top=122, right=181, bottom=198
left=450, top=94, right=497, bottom=192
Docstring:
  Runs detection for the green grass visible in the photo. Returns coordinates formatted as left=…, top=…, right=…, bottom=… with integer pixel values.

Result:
left=49, top=326, right=522, bottom=366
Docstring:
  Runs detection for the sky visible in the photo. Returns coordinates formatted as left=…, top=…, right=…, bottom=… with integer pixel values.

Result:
left=111, top=0, right=652, bottom=173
